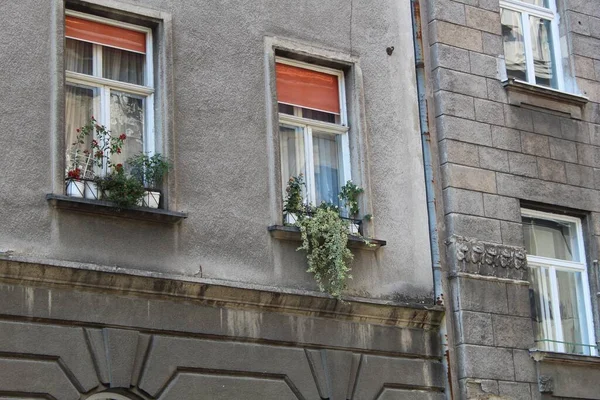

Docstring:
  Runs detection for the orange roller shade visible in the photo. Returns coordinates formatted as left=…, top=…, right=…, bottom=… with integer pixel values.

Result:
left=66, top=16, right=146, bottom=54
left=276, top=62, right=340, bottom=114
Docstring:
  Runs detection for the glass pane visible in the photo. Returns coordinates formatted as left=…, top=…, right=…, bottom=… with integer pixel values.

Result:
left=65, top=85, right=97, bottom=179
left=556, top=270, right=591, bottom=355
left=502, top=9, right=527, bottom=82
left=519, top=0, right=548, bottom=7
left=531, top=266, right=556, bottom=351
left=103, top=47, right=145, bottom=85
left=302, top=108, right=337, bottom=124
left=313, top=131, right=340, bottom=206
left=523, top=216, right=579, bottom=261
left=280, top=124, right=306, bottom=201
left=278, top=103, right=294, bottom=115
left=530, top=17, right=556, bottom=88
left=110, top=91, right=144, bottom=166
left=65, top=38, right=93, bottom=75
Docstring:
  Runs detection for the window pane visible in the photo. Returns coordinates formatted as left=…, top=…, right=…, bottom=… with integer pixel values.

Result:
left=65, top=38, right=93, bottom=75
left=278, top=103, right=294, bottom=116
left=313, top=131, right=340, bottom=206
left=280, top=125, right=306, bottom=199
left=531, top=266, right=556, bottom=352
left=502, top=9, right=527, bottom=82
left=519, top=0, right=548, bottom=7
left=65, top=85, right=97, bottom=178
left=523, top=216, right=579, bottom=261
left=530, top=17, right=556, bottom=88
left=302, top=108, right=337, bottom=123
left=556, top=270, right=591, bottom=355
left=103, top=47, right=145, bottom=85
left=110, top=91, right=144, bottom=166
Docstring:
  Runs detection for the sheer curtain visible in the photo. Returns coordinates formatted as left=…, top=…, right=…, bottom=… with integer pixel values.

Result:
left=103, top=47, right=144, bottom=85
left=502, top=9, right=527, bottom=81
left=530, top=16, right=554, bottom=87
left=313, top=132, right=339, bottom=206
left=280, top=125, right=306, bottom=197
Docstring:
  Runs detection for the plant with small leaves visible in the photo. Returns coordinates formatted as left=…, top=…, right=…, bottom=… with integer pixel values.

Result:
left=283, top=174, right=306, bottom=223
left=297, top=203, right=353, bottom=299
left=96, top=164, right=145, bottom=208
left=82, top=117, right=126, bottom=170
left=339, top=180, right=364, bottom=218
left=127, top=153, right=171, bottom=188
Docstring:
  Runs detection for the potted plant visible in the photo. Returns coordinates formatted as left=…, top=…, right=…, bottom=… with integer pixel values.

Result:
left=96, top=164, right=145, bottom=208
left=66, top=117, right=126, bottom=200
left=339, top=180, right=370, bottom=235
left=283, top=174, right=305, bottom=224
left=127, top=153, right=171, bottom=208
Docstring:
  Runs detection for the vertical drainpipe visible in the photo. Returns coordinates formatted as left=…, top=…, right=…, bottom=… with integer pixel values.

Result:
left=410, top=0, right=452, bottom=398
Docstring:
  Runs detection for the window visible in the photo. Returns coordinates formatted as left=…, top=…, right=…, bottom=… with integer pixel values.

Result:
left=500, top=0, right=564, bottom=90
left=276, top=58, right=350, bottom=209
left=522, top=209, right=596, bottom=355
left=64, top=10, right=154, bottom=180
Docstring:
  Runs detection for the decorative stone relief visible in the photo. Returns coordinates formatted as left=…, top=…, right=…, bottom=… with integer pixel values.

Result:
left=446, top=236, right=528, bottom=281
left=538, top=375, right=554, bottom=393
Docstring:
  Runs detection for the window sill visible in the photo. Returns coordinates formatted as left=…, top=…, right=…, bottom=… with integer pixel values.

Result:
left=530, top=349, right=599, bottom=365
left=503, top=78, right=588, bottom=119
left=268, top=225, right=386, bottom=251
left=46, top=194, right=187, bottom=224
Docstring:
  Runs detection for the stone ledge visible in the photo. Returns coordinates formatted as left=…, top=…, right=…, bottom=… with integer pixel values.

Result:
left=503, top=78, right=588, bottom=119
left=0, top=256, right=442, bottom=330
left=530, top=350, right=600, bottom=366
left=46, top=194, right=187, bottom=224
left=268, top=225, right=386, bottom=250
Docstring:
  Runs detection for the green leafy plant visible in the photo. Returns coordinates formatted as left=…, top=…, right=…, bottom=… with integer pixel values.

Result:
left=339, top=180, right=364, bottom=218
left=82, top=117, right=126, bottom=169
left=96, top=165, right=145, bottom=208
left=127, top=153, right=171, bottom=188
left=298, top=204, right=353, bottom=298
left=283, top=174, right=306, bottom=223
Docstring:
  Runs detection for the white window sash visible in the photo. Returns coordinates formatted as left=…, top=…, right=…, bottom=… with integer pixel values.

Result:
left=65, top=12, right=155, bottom=177
left=500, top=0, right=565, bottom=90
left=522, top=208, right=597, bottom=356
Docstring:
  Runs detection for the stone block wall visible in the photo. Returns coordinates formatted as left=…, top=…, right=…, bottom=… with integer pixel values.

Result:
left=427, top=0, right=600, bottom=398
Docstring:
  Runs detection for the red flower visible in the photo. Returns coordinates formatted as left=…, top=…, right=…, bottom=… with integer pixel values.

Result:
left=76, top=128, right=80, bottom=133
left=116, top=148, right=121, bottom=154
left=83, top=150, right=89, bottom=154
left=95, top=150, right=103, bottom=158
left=92, top=139, right=98, bottom=147
left=67, top=169, right=81, bottom=179
left=119, top=133, right=126, bottom=140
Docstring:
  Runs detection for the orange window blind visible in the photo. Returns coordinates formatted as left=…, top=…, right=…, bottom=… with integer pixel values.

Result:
left=276, top=62, right=340, bottom=114
left=66, top=16, right=146, bottom=54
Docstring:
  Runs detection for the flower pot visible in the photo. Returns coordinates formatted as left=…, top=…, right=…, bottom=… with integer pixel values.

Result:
left=143, top=190, right=160, bottom=208
left=284, top=212, right=298, bottom=225
left=349, top=222, right=360, bottom=236
left=66, top=180, right=85, bottom=198
left=84, top=181, right=99, bottom=200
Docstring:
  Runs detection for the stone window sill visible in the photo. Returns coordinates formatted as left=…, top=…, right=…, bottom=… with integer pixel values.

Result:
left=268, top=225, right=386, bottom=251
left=46, top=194, right=187, bottom=224
left=530, top=349, right=600, bottom=366
left=503, top=78, right=588, bottom=119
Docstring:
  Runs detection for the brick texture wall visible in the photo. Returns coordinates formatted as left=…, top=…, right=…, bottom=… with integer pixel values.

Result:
left=428, top=0, right=600, bottom=398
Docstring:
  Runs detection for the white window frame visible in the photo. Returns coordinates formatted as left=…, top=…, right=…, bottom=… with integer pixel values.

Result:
left=65, top=10, right=155, bottom=176
left=500, top=0, right=564, bottom=91
left=522, top=208, right=597, bottom=355
left=276, top=57, right=351, bottom=206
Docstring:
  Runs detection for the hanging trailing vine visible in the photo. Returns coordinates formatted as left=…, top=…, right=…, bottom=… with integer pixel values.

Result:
left=298, top=204, right=353, bottom=298
left=284, top=177, right=373, bottom=299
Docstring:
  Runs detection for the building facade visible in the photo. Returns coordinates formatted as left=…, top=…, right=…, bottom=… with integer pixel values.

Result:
left=429, top=0, right=600, bottom=398
left=0, top=0, right=445, bottom=399
left=2, top=0, right=600, bottom=399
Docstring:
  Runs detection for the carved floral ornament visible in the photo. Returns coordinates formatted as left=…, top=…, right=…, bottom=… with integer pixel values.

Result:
left=447, top=236, right=527, bottom=270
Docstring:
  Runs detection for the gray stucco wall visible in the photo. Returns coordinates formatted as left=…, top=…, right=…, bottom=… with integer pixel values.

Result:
left=0, top=0, right=433, bottom=301
left=427, top=0, right=600, bottom=398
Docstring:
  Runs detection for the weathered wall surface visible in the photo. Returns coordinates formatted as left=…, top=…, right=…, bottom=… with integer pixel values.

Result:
left=0, top=259, right=445, bottom=399
left=0, top=0, right=434, bottom=301
left=428, top=0, right=600, bottom=398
